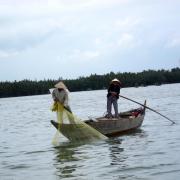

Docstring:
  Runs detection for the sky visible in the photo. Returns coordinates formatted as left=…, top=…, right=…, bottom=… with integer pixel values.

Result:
left=0, top=0, right=180, bottom=81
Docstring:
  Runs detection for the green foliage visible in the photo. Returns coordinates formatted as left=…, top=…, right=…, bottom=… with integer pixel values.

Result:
left=0, top=67, right=180, bottom=98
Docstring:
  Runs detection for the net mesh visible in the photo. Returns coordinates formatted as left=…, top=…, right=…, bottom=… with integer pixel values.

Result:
left=51, top=102, right=107, bottom=144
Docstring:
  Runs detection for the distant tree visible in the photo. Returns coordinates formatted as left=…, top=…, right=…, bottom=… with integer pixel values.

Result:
left=0, top=67, right=180, bottom=98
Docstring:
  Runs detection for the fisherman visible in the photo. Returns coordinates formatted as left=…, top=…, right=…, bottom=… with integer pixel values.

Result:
left=106, top=78, right=121, bottom=118
left=52, top=81, right=71, bottom=112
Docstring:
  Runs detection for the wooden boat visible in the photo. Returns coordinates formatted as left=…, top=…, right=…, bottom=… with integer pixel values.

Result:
left=51, top=100, right=146, bottom=138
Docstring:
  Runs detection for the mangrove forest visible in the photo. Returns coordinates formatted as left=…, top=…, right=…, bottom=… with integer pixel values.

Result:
left=0, top=67, right=180, bottom=98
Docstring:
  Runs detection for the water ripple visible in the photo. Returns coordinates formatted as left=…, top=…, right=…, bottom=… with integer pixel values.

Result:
left=0, top=84, right=180, bottom=180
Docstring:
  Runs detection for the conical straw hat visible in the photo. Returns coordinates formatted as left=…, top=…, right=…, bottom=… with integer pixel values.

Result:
left=54, top=81, right=67, bottom=90
left=111, top=78, right=121, bottom=84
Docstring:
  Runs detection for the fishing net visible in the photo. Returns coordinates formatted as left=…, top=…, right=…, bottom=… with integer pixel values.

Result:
left=51, top=102, right=107, bottom=144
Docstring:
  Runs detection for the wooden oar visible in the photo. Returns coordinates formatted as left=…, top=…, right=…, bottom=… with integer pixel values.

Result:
left=119, top=94, right=175, bottom=124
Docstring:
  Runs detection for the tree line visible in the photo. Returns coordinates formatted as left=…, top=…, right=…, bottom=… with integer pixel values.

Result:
left=0, top=67, right=180, bottom=98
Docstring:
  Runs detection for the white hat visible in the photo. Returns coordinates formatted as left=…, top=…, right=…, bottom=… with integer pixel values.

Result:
left=54, top=81, right=67, bottom=90
left=112, top=78, right=121, bottom=83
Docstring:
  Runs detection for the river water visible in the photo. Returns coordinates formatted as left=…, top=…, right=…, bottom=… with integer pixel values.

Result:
left=0, top=83, right=180, bottom=180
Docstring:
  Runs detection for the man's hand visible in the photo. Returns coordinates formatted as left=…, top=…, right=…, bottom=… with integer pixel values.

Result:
left=111, top=92, right=117, bottom=96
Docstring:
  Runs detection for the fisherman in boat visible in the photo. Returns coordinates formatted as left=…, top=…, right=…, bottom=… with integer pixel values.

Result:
left=52, top=81, right=71, bottom=112
left=106, top=78, right=121, bottom=118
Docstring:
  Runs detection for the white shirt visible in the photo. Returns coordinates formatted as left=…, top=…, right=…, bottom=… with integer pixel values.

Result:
left=52, top=88, right=69, bottom=107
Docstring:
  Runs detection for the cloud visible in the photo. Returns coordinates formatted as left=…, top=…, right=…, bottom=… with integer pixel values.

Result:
left=0, top=17, right=65, bottom=54
left=0, top=0, right=180, bottom=81
left=0, top=0, right=132, bottom=55
left=68, top=49, right=100, bottom=61
left=165, top=36, right=180, bottom=48
left=0, top=50, right=19, bottom=59
left=115, top=17, right=143, bottom=30
left=0, top=0, right=129, bottom=16
left=117, top=33, right=135, bottom=48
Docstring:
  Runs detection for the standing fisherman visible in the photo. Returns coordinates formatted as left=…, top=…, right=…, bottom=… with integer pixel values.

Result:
left=106, top=78, right=121, bottom=118
left=52, top=81, right=71, bottom=112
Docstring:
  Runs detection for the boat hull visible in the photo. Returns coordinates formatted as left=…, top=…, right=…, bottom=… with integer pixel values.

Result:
left=51, top=101, right=146, bottom=137
left=85, top=114, right=144, bottom=137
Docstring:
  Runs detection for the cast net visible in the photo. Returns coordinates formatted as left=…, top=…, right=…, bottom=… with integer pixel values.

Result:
left=51, top=102, right=107, bottom=144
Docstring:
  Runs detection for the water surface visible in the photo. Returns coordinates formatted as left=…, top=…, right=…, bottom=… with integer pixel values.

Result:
left=0, top=83, right=180, bottom=180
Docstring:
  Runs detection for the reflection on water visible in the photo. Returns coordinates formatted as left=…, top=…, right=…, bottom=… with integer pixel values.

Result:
left=53, top=142, right=83, bottom=179
left=108, top=138, right=125, bottom=166
left=52, top=129, right=148, bottom=180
